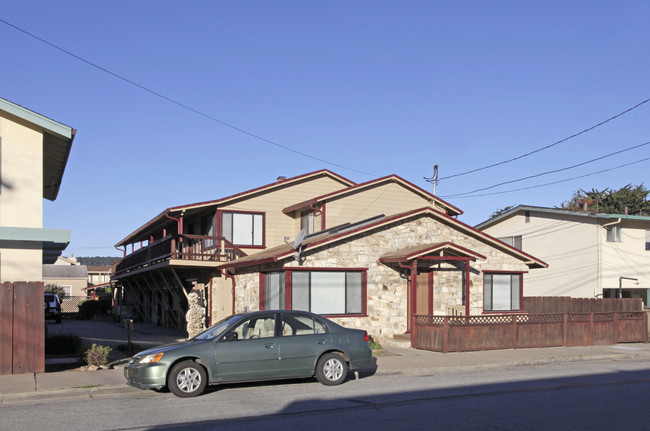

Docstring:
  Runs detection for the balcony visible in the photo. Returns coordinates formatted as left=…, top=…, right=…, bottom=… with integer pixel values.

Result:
left=114, top=234, right=246, bottom=277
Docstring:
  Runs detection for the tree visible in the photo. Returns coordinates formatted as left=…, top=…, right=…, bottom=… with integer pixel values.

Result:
left=490, top=205, right=516, bottom=219
left=45, top=284, right=66, bottom=302
left=558, top=184, right=650, bottom=215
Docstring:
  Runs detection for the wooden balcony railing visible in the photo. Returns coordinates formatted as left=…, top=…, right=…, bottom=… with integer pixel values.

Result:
left=115, top=234, right=246, bottom=276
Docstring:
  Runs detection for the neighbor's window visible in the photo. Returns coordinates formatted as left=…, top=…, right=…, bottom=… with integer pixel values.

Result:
left=221, top=211, right=264, bottom=247
left=484, top=273, right=522, bottom=311
left=61, top=285, right=72, bottom=298
left=498, top=235, right=522, bottom=250
left=646, top=229, right=650, bottom=251
left=606, top=225, right=622, bottom=242
left=262, top=270, right=366, bottom=315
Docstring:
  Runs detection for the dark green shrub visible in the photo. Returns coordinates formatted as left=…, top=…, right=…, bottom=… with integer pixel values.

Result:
left=45, top=334, right=83, bottom=355
left=78, top=299, right=101, bottom=319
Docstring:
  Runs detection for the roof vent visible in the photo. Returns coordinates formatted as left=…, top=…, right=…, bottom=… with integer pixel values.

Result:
left=277, top=176, right=287, bottom=182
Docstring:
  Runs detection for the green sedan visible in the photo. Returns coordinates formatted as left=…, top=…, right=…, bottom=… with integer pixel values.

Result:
left=124, top=310, right=373, bottom=397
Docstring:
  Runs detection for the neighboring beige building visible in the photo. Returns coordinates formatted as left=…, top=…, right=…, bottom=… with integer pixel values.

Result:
left=0, top=97, right=74, bottom=282
left=476, top=205, right=650, bottom=307
left=42, top=264, right=88, bottom=298
left=113, top=171, right=547, bottom=342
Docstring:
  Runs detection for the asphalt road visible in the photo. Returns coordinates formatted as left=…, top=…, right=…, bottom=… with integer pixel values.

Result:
left=3, top=358, right=650, bottom=430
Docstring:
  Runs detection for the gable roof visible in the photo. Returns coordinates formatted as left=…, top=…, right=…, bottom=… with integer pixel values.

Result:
left=220, top=206, right=547, bottom=271
left=475, top=205, right=650, bottom=230
left=0, top=97, right=75, bottom=201
left=379, top=242, right=487, bottom=263
left=282, top=174, right=462, bottom=217
left=115, top=169, right=355, bottom=247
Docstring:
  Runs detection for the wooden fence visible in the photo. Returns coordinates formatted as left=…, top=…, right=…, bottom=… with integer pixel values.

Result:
left=413, top=297, right=647, bottom=353
left=0, top=282, right=45, bottom=374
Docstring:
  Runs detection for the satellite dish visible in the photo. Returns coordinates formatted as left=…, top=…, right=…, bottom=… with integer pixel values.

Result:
left=294, top=229, right=306, bottom=249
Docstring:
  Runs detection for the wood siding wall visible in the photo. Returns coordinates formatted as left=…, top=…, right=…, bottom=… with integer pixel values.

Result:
left=0, top=282, right=45, bottom=374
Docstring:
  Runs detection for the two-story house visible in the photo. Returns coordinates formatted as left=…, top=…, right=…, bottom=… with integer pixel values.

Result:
left=476, top=205, right=650, bottom=307
left=0, top=97, right=73, bottom=282
left=113, top=171, right=547, bottom=342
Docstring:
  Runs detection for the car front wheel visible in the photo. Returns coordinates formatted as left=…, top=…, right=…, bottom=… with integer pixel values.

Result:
left=315, top=352, right=348, bottom=386
left=168, top=360, right=207, bottom=397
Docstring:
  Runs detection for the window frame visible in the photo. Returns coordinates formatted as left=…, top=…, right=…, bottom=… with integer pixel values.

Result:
left=483, top=271, right=524, bottom=312
left=218, top=210, right=265, bottom=248
left=606, top=225, right=622, bottom=242
left=260, top=268, right=367, bottom=317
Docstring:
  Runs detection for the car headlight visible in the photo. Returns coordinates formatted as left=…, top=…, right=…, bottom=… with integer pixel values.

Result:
left=139, top=353, right=164, bottom=364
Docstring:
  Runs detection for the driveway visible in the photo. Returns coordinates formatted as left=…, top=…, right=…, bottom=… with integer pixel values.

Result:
left=46, top=317, right=188, bottom=369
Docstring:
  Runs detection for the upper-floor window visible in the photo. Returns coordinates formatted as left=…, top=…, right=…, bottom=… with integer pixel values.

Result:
left=221, top=211, right=264, bottom=247
left=499, top=235, right=522, bottom=250
left=262, top=269, right=366, bottom=316
left=301, top=211, right=314, bottom=235
left=484, top=272, right=522, bottom=312
left=646, top=229, right=650, bottom=251
left=606, top=225, right=621, bottom=242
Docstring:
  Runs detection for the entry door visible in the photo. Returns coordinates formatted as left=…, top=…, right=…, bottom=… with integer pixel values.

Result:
left=408, top=270, right=433, bottom=332
left=415, top=271, right=433, bottom=315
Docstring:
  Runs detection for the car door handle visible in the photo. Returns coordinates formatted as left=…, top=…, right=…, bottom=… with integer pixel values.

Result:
left=264, top=343, right=275, bottom=349
left=317, top=339, right=327, bottom=345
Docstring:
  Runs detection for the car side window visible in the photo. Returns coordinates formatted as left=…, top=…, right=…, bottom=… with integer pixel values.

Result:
left=281, top=315, right=328, bottom=336
left=228, top=315, right=276, bottom=340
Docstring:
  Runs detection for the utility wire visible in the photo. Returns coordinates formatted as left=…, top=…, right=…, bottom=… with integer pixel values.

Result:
left=438, top=97, right=650, bottom=181
left=0, top=18, right=378, bottom=178
left=443, top=140, right=650, bottom=198
left=441, top=156, right=650, bottom=199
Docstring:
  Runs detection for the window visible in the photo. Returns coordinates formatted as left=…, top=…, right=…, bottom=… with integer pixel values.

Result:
left=606, top=225, right=621, bottom=242
left=484, top=273, right=521, bottom=311
left=525, top=211, right=530, bottom=223
left=646, top=229, right=650, bottom=251
left=281, top=313, right=328, bottom=336
left=61, top=285, right=72, bottom=298
left=498, top=235, right=522, bottom=250
left=228, top=314, right=277, bottom=340
left=262, top=270, right=366, bottom=316
left=263, top=272, right=285, bottom=309
left=301, top=211, right=314, bottom=235
left=221, top=211, right=264, bottom=246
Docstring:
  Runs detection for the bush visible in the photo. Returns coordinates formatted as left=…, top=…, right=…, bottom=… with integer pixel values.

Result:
left=77, top=299, right=101, bottom=320
left=45, top=334, right=83, bottom=355
left=85, top=344, right=112, bottom=367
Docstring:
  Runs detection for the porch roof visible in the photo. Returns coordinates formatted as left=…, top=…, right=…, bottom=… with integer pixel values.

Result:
left=379, top=241, right=486, bottom=263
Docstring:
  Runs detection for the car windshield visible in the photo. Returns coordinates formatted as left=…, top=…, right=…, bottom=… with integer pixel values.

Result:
left=192, top=315, right=242, bottom=341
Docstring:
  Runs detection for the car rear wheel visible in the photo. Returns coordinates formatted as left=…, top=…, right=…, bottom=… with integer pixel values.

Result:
left=315, top=352, right=348, bottom=386
left=168, top=360, right=207, bottom=397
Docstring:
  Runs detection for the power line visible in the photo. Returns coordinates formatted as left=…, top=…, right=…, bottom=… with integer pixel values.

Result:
left=0, top=18, right=378, bottom=178
left=443, top=140, right=650, bottom=198
left=441, top=156, right=650, bottom=199
left=438, top=98, right=650, bottom=181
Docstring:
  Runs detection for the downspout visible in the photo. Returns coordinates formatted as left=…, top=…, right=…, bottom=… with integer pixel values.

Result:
left=599, top=218, right=622, bottom=296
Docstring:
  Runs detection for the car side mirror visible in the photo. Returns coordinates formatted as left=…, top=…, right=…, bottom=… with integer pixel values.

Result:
left=223, top=331, right=238, bottom=342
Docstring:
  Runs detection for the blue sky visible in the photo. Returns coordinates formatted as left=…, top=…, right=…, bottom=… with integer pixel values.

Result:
left=2, top=1, right=649, bottom=257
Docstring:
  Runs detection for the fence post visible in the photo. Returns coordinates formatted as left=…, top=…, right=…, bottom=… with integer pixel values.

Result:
left=563, top=313, right=568, bottom=347
left=589, top=313, right=594, bottom=345
left=613, top=312, right=619, bottom=343
left=512, top=315, right=517, bottom=349
left=442, top=317, right=449, bottom=353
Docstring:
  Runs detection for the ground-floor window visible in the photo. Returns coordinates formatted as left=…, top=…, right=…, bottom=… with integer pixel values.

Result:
left=483, top=272, right=522, bottom=311
left=261, top=269, right=366, bottom=316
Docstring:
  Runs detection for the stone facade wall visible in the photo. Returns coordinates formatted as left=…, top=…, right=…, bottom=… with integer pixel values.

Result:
left=225, top=215, right=531, bottom=344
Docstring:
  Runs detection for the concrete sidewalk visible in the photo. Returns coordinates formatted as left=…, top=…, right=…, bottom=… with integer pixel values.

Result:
left=2, top=319, right=650, bottom=404
left=3, top=343, right=650, bottom=403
